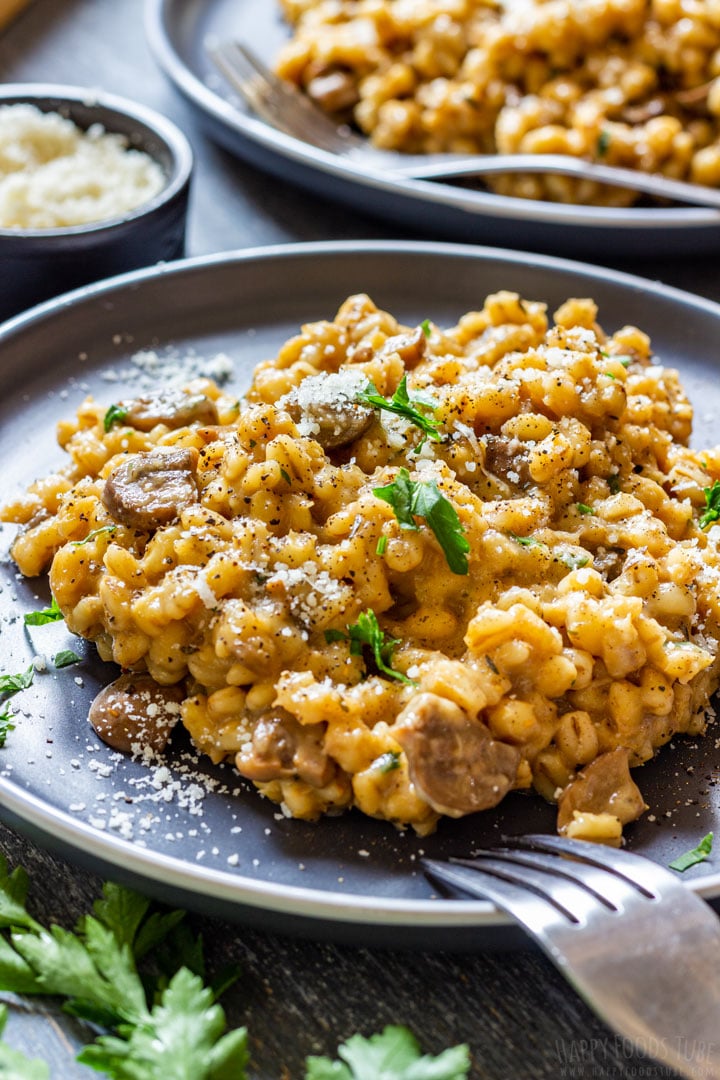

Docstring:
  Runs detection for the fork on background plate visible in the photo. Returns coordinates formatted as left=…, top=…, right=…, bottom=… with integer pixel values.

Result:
left=207, top=40, right=720, bottom=212
left=424, top=834, right=720, bottom=1080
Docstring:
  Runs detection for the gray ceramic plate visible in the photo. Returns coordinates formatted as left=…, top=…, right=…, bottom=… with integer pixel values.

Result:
left=145, top=0, right=720, bottom=258
left=1, top=241, right=720, bottom=949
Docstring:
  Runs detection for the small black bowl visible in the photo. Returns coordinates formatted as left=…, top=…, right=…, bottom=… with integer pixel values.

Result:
left=0, top=84, right=193, bottom=322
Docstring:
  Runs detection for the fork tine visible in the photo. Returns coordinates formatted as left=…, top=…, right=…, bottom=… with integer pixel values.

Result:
left=423, top=858, right=578, bottom=938
left=209, top=41, right=359, bottom=153
left=515, top=833, right=664, bottom=897
left=457, top=847, right=631, bottom=911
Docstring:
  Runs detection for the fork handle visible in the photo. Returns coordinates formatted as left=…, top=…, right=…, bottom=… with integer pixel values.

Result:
left=385, top=153, right=720, bottom=211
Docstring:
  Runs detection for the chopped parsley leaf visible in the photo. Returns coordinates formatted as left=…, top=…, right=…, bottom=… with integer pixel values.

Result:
left=357, top=375, right=443, bottom=448
left=374, top=751, right=401, bottom=773
left=509, top=533, right=544, bottom=548
left=0, top=665, right=34, bottom=699
left=607, top=474, right=621, bottom=494
left=306, top=1025, right=471, bottom=1079
left=279, top=468, right=291, bottom=484
left=72, top=525, right=117, bottom=547
left=420, top=318, right=432, bottom=338
left=669, top=831, right=713, bottom=872
left=24, top=596, right=64, bottom=625
left=103, top=404, right=129, bottom=432
left=699, top=480, right=720, bottom=529
left=53, top=650, right=81, bottom=669
left=330, top=610, right=414, bottom=685
left=376, top=535, right=388, bottom=556
left=558, top=551, right=590, bottom=570
left=0, top=704, right=15, bottom=748
left=576, top=503, right=594, bottom=515
left=374, top=468, right=470, bottom=575
left=597, top=129, right=611, bottom=156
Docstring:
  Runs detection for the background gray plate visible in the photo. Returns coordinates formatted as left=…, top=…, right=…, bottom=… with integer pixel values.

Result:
left=145, top=0, right=720, bottom=257
left=1, top=240, right=720, bottom=949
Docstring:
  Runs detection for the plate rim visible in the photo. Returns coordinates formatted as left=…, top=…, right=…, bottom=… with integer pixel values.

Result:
left=144, top=0, right=720, bottom=233
left=3, top=237, right=720, bottom=931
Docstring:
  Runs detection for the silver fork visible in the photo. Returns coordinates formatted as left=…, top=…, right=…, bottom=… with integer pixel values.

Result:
left=208, top=41, right=720, bottom=211
left=424, top=834, right=720, bottom=1080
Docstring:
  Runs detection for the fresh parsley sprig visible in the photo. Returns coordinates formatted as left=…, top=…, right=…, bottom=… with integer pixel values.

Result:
left=326, top=610, right=413, bottom=685
left=373, top=468, right=470, bottom=575
left=306, top=1024, right=471, bottom=1079
left=357, top=376, right=443, bottom=450
left=0, top=861, right=471, bottom=1079
left=0, top=859, right=247, bottom=1079
left=699, top=480, right=720, bottom=529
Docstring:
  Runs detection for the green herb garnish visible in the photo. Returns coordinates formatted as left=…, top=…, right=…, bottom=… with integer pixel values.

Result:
left=669, top=831, right=713, bottom=872
left=328, top=610, right=413, bottom=685
left=0, top=704, right=15, bottom=748
left=376, top=535, right=388, bottom=556
left=558, top=551, right=590, bottom=570
left=699, top=480, right=720, bottom=529
left=373, top=468, right=470, bottom=575
left=0, top=858, right=472, bottom=1079
left=23, top=597, right=64, bottom=626
left=0, top=1005, right=48, bottom=1078
left=72, top=525, right=117, bottom=547
left=306, top=1025, right=471, bottom=1080
left=0, top=665, right=34, bottom=699
left=420, top=319, right=432, bottom=339
left=374, top=751, right=401, bottom=774
left=576, top=503, right=594, bottom=515
left=279, top=468, right=291, bottom=484
left=103, top=404, right=129, bottom=433
left=597, top=129, right=611, bottom=156
left=607, top=474, right=621, bottom=494
left=53, top=650, right=81, bottom=669
left=357, top=376, right=443, bottom=448
left=509, top=533, right=544, bottom=549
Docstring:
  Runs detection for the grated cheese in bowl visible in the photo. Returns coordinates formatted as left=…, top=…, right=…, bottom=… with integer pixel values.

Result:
left=0, top=103, right=166, bottom=230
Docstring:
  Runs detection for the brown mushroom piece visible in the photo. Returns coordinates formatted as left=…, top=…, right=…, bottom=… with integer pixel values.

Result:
left=116, top=389, right=219, bottom=432
left=284, top=375, right=374, bottom=450
left=379, top=326, right=428, bottom=368
left=482, top=433, right=531, bottom=486
left=392, top=692, right=522, bottom=817
left=102, top=447, right=199, bottom=531
left=89, top=672, right=184, bottom=753
left=306, top=69, right=359, bottom=113
left=235, top=709, right=335, bottom=788
left=557, top=747, right=647, bottom=832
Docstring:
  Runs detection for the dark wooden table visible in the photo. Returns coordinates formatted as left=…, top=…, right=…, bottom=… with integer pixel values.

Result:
left=1, top=2, right=718, bottom=1077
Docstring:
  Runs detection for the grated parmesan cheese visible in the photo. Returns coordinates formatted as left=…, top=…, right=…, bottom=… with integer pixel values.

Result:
left=0, top=104, right=165, bottom=229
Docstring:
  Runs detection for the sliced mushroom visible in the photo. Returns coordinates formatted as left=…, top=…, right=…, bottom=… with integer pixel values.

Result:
left=482, top=434, right=530, bottom=486
left=283, top=371, right=374, bottom=450
left=306, top=69, right=359, bottom=113
left=557, top=747, right=646, bottom=831
left=392, top=692, right=521, bottom=817
left=235, top=709, right=335, bottom=788
left=102, top=447, right=199, bottom=531
left=116, top=389, right=219, bottom=432
left=380, top=326, right=428, bottom=368
left=89, top=672, right=184, bottom=753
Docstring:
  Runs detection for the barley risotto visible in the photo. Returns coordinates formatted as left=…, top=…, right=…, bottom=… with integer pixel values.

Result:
left=4, top=290, right=720, bottom=843
left=276, top=0, right=720, bottom=206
